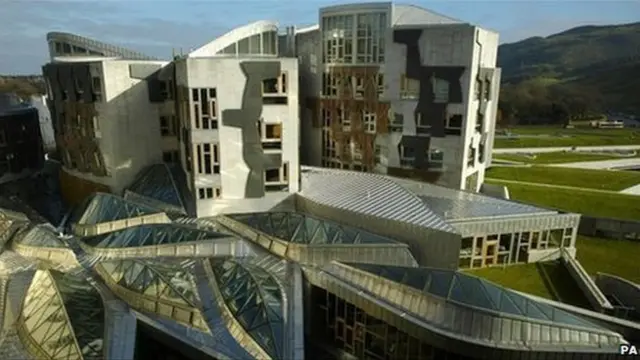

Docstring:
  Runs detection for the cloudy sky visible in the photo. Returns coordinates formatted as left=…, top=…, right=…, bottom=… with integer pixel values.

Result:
left=1, top=0, right=639, bottom=74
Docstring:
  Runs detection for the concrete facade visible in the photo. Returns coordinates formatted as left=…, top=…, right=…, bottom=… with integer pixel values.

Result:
left=293, top=2, right=500, bottom=191
left=174, top=57, right=300, bottom=217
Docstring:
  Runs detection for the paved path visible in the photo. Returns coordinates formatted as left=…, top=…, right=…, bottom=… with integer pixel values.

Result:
left=620, top=183, right=640, bottom=195
left=494, top=145, right=640, bottom=154
left=547, top=158, right=640, bottom=170
left=486, top=178, right=630, bottom=195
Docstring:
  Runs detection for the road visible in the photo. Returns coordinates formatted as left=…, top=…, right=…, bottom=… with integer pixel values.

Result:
left=493, top=145, right=640, bottom=154
left=547, top=158, right=640, bottom=170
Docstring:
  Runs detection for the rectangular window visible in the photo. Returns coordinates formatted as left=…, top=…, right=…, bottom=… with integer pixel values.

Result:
left=467, top=145, right=476, bottom=167
left=416, top=113, right=430, bottom=134
left=195, top=143, right=220, bottom=174
left=447, top=115, right=463, bottom=129
left=428, top=149, right=444, bottom=169
left=264, top=162, right=289, bottom=191
left=262, top=73, right=288, bottom=105
left=484, top=80, right=492, bottom=100
left=400, top=74, right=419, bottom=99
left=475, top=78, right=482, bottom=101
left=432, top=78, right=450, bottom=103
left=363, top=111, right=376, bottom=134
left=197, top=187, right=221, bottom=199
left=160, top=116, right=170, bottom=136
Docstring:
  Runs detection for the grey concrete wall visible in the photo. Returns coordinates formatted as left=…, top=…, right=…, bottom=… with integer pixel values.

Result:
left=596, top=273, right=640, bottom=320
left=579, top=216, right=640, bottom=241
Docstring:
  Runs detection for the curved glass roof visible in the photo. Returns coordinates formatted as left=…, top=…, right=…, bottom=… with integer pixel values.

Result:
left=228, top=211, right=400, bottom=245
left=98, top=259, right=200, bottom=307
left=13, top=225, right=66, bottom=248
left=211, top=259, right=283, bottom=359
left=126, top=164, right=188, bottom=214
left=74, top=193, right=161, bottom=226
left=348, top=263, right=604, bottom=330
left=82, top=224, right=228, bottom=248
left=20, top=270, right=105, bottom=359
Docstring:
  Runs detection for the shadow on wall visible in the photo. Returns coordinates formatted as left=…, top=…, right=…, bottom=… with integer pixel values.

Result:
left=45, top=62, right=164, bottom=207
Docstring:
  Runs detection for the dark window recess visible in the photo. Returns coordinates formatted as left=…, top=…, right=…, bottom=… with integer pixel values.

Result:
left=63, top=43, right=71, bottom=54
left=192, top=89, right=199, bottom=102
left=208, top=88, right=216, bottom=98
left=263, top=78, right=278, bottom=93
left=263, top=97, right=287, bottom=105
left=476, top=111, right=484, bottom=130
left=445, top=115, right=462, bottom=136
left=160, top=116, right=170, bottom=136
left=479, top=142, right=486, bottom=163
left=196, top=145, right=203, bottom=173
left=265, top=168, right=280, bottom=182
left=263, top=141, right=282, bottom=150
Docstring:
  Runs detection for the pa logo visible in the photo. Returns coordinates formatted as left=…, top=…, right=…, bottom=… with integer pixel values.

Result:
left=620, top=344, right=638, bottom=355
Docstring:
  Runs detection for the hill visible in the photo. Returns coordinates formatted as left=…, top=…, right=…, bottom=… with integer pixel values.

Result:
left=0, top=75, right=45, bottom=99
left=497, top=22, right=640, bottom=119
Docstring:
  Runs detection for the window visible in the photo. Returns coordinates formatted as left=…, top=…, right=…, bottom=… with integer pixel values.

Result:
left=400, top=146, right=415, bottom=160
left=322, top=72, right=338, bottom=97
left=162, top=151, right=179, bottom=163
left=484, top=80, right=492, bottom=100
left=353, top=76, right=365, bottom=98
left=355, top=13, right=386, bottom=63
left=195, top=143, right=220, bottom=175
left=262, top=72, right=288, bottom=105
left=432, top=77, right=449, bottom=103
left=198, top=187, right=221, bottom=200
left=476, top=111, right=484, bottom=130
left=400, top=75, right=419, bottom=99
left=264, top=162, right=289, bottom=191
left=265, top=123, right=282, bottom=140
left=389, top=111, right=403, bottom=133
left=160, top=116, right=170, bottom=136
left=351, top=141, right=362, bottom=161
left=160, top=79, right=175, bottom=100
left=363, top=111, right=376, bottom=134
left=322, top=15, right=354, bottom=63
left=446, top=115, right=462, bottom=129
left=377, top=74, right=384, bottom=98
left=467, top=145, right=476, bottom=167
left=428, top=149, right=444, bottom=169
left=259, top=121, right=283, bottom=150
left=479, top=139, right=486, bottom=163
left=374, top=145, right=387, bottom=165
left=0, top=129, right=6, bottom=146
left=62, top=43, right=71, bottom=54
left=416, top=113, right=430, bottom=134
left=475, top=78, right=482, bottom=101
left=338, top=107, right=351, bottom=130
left=191, top=88, right=218, bottom=129
left=322, top=108, right=331, bottom=128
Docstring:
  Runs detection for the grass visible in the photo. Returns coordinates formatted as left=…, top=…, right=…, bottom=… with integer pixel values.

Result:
left=494, top=126, right=640, bottom=148
left=576, top=235, right=640, bottom=284
left=493, top=151, right=640, bottom=164
left=466, top=263, right=554, bottom=299
left=467, top=261, right=591, bottom=307
left=486, top=166, right=640, bottom=191
left=488, top=181, right=640, bottom=221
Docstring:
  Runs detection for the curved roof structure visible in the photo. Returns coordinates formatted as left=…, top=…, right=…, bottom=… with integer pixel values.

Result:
left=210, top=259, right=284, bottom=359
left=300, top=167, right=455, bottom=232
left=229, top=211, right=403, bottom=245
left=12, top=225, right=66, bottom=248
left=82, top=223, right=228, bottom=249
left=71, top=193, right=161, bottom=226
left=17, top=269, right=105, bottom=360
left=124, top=164, right=190, bottom=216
left=188, top=20, right=279, bottom=58
left=46, top=32, right=157, bottom=61
left=391, top=4, right=463, bottom=27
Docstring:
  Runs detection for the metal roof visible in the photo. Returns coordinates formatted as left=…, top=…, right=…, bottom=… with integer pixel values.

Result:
left=82, top=223, right=228, bottom=249
left=73, top=193, right=161, bottom=226
left=299, top=167, right=456, bottom=233
left=392, top=4, right=463, bottom=27
left=228, top=211, right=404, bottom=245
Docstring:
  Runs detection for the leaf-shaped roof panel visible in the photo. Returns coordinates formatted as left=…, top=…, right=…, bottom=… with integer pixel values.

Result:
left=228, top=211, right=401, bottom=245
left=19, top=270, right=105, bottom=360
left=98, top=259, right=200, bottom=306
left=82, top=224, right=229, bottom=249
left=74, top=193, right=161, bottom=226
left=211, top=259, right=283, bottom=359
left=126, top=164, right=188, bottom=214
left=348, top=263, right=605, bottom=330
left=13, top=225, right=67, bottom=248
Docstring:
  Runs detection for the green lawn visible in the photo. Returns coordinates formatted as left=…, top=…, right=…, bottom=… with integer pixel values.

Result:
left=488, top=181, right=640, bottom=221
left=486, top=166, right=640, bottom=191
left=493, top=151, right=639, bottom=164
left=466, top=263, right=555, bottom=299
left=576, top=235, right=640, bottom=284
left=466, top=261, right=590, bottom=307
left=494, top=126, right=640, bottom=148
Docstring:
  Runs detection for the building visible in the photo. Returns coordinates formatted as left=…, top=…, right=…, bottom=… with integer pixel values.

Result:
left=28, top=95, right=56, bottom=153
left=0, top=165, right=637, bottom=360
left=0, top=93, right=44, bottom=185
left=172, top=20, right=300, bottom=218
left=42, top=32, right=172, bottom=206
left=292, top=2, right=500, bottom=191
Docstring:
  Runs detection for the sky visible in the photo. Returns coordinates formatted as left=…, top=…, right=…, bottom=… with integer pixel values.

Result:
left=1, top=0, right=639, bottom=74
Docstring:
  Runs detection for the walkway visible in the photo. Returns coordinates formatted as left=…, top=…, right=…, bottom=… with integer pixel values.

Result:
left=494, top=145, right=640, bottom=154
left=547, top=158, right=640, bottom=170
left=486, top=178, right=625, bottom=195
left=620, top=183, right=640, bottom=195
